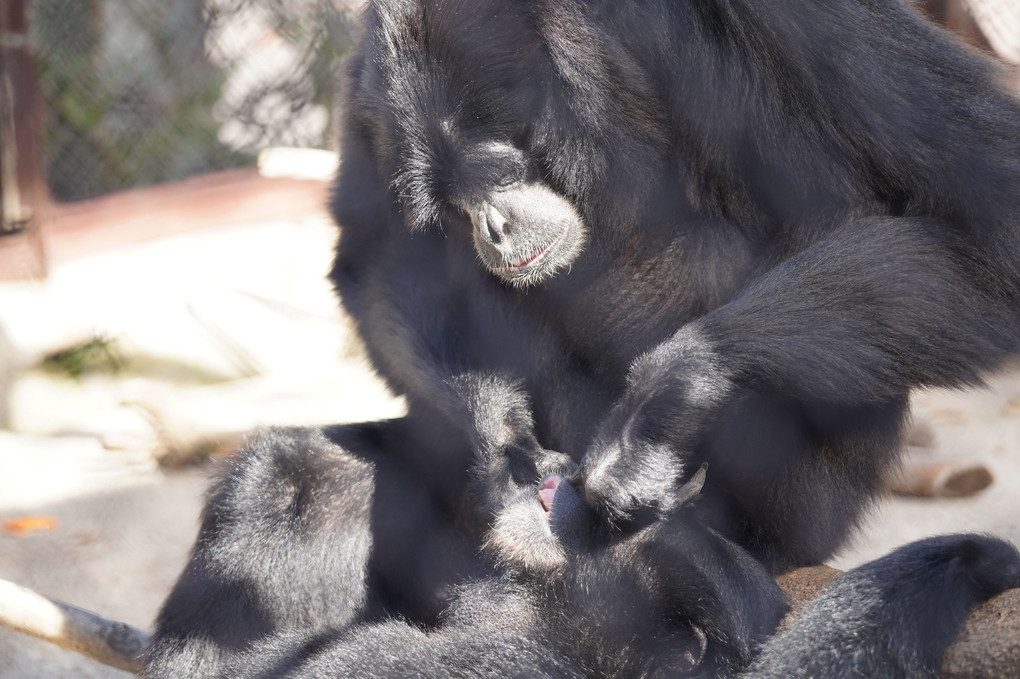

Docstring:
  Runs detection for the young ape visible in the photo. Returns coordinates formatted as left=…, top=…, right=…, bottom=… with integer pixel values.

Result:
left=147, top=0, right=1020, bottom=674
left=202, top=441, right=1019, bottom=679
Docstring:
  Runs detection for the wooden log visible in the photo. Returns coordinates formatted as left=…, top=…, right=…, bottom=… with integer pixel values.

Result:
left=887, top=446, right=994, bottom=497
left=0, top=578, right=148, bottom=673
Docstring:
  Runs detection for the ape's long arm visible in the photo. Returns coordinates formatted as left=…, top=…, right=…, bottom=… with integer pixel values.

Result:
left=582, top=215, right=1020, bottom=568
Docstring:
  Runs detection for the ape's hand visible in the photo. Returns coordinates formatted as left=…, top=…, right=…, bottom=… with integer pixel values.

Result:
left=580, top=328, right=732, bottom=525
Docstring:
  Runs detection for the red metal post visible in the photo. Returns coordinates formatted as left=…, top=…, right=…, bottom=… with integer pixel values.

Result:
left=0, top=0, right=50, bottom=277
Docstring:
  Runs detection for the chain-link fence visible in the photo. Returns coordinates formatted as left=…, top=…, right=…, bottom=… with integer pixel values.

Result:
left=28, top=0, right=359, bottom=202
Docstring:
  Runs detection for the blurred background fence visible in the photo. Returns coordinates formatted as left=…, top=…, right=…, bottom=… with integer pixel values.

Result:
left=27, top=0, right=359, bottom=203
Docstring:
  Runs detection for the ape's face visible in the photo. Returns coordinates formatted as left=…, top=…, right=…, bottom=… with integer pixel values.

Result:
left=486, top=466, right=708, bottom=575
left=461, top=176, right=587, bottom=288
left=350, top=1, right=591, bottom=287
left=485, top=472, right=595, bottom=572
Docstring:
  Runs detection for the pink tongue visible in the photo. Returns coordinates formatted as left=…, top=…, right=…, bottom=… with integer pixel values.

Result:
left=538, top=475, right=562, bottom=512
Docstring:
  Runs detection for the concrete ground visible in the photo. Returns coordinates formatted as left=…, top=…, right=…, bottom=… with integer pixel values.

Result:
left=0, top=194, right=1018, bottom=677
left=831, top=371, right=1020, bottom=570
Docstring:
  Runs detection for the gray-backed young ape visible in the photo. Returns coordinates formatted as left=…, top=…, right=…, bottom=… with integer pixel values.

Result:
left=145, top=0, right=1020, bottom=675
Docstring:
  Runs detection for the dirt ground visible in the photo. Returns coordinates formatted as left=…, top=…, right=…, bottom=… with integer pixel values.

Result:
left=1, top=207, right=1019, bottom=678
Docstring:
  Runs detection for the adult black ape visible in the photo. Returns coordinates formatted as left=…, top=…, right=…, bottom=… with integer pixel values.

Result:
left=204, top=448, right=1020, bottom=679
left=145, top=0, right=1020, bottom=675
left=330, top=0, right=1020, bottom=567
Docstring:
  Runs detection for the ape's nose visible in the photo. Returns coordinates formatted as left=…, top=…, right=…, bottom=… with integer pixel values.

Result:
left=476, top=204, right=511, bottom=246
left=487, top=204, right=512, bottom=236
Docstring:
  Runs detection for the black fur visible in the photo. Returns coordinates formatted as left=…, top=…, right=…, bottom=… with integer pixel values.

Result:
left=212, top=463, right=788, bottom=678
left=331, top=0, right=1020, bottom=572
left=195, top=446, right=1019, bottom=678
left=751, top=534, right=1020, bottom=678
left=146, top=0, right=1020, bottom=675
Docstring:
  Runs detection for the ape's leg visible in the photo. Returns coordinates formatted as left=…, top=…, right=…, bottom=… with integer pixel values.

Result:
left=749, top=534, right=1020, bottom=678
left=694, top=389, right=906, bottom=572
left=143, top=421, right=485, bottom=679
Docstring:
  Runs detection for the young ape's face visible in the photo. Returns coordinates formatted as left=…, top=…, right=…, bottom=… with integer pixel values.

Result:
left=485, top=471, right=594, bottom=572
left=485, top=464, right=708, bottom=574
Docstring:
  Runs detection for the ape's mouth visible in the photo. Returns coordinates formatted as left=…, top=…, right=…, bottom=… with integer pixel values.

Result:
left=497, top=221, right=573, bottom=279
left=504, top=242, right=554, bottom=271
left=538, top=475, right=561, bottom=516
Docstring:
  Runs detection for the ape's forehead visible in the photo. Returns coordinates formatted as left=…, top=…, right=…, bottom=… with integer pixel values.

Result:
left=369, top=0, right=541, bottom=52
left=363, top=0, right=545, bottom=110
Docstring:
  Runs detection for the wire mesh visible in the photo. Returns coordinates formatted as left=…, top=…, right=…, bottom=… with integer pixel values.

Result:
left=28, top=0, right=359, bottom=202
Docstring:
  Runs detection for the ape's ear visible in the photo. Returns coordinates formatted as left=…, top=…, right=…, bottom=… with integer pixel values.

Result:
left=675, top=463, right=708, bottom=507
